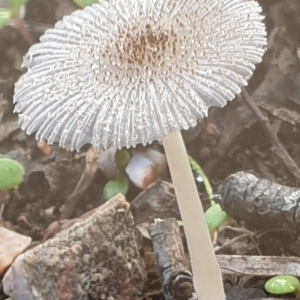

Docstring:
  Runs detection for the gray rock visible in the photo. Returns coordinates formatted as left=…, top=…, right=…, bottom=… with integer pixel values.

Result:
left=3, top=194, right=146, bottom=300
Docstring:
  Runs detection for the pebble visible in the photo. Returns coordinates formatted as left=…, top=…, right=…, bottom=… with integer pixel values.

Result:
left=0, top=226, right=31, bottom=275
left=126, top=149, right=167, bottom=189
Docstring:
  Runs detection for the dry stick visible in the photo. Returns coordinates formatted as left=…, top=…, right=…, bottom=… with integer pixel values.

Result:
left=162, top=131, right=225, bottom=300
left=241, top=88, right=300, bottom=179
left=60, top=148, right=103, bottom=220
left=218, top=255, right=300, bottom=277
left=149, top=218, right=195, bottom=300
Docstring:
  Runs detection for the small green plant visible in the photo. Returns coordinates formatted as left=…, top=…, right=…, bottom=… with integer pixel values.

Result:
left=72, top=0, right=98, bottom=8
left=8, top=0, right=28, bottom=16
left=0, top=0, right=34, bottom=44
left=103, top=149, right=130, bottom=200
left=0, top=0, right=28, bottom=30
left=204, top=203, right=230, bottom=235
left=265, top=275, right=300, bottom=298
left=188, top=155, right=230, bottom=234
left=0, top=158, right=25, bottom=191
left=0, top=9, right=11, bottom=29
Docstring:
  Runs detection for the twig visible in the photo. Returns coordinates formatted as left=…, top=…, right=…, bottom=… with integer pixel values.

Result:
left=149, top=218, right=195, bottom=300
left=59, top=147, right=103, bottom=220
left=241, top=88, right=300, bottom=180
left=218, top=254, right=300, bottom=277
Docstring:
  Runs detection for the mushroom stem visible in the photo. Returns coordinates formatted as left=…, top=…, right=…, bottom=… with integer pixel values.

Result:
left=162, top=131, right=225, bottom=300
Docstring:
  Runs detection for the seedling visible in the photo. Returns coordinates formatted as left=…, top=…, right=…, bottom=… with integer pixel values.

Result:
left=8, top=0, right=27, bottom=15
left=0, top=0, right=33, bottom=44
left=205, top=204, right=231, bottom=235
left=0, top=0, right=27, bottom=30
left=103, top=173, right=129, bottom=200
left=13, top=0, right=266, bottom=299
left=189, top=155, right=230, bottom=234
left=0, top=157, right=24, bottom=191
left=265, top=275, right=300, bottom=298
left=0, top=9, right=11, bottom=29
left=103, top=149, right=130, bottom=200
left=0, top=157, right=24, bottom=218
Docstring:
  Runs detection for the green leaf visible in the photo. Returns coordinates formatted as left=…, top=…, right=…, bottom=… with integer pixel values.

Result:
left=0, top=158, right=25, bottom=191
left=115, top=149, right=131, bottom=171
left=205, top=204, right=230, bottom=234
left=103, top=174, right=129, bottom=200
left=265, top=275, right=300, bottom=295
left=0, top=9, right=12, bottom=30
left=73, top=0, right=99, bottom=8
left=8, top=0, right=28, bottom=17
left=187, top=155, right=231, bottom=233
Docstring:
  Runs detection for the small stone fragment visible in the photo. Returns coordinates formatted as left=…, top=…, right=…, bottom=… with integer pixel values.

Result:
left=126, top=149, right=167, bottom=189
left=0, top=227, right=31, bottom=274
left=3, top=194, right=146, bottom=300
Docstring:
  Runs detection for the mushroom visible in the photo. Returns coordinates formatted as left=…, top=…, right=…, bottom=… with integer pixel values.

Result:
left=13, top=0, right=266, bottom=299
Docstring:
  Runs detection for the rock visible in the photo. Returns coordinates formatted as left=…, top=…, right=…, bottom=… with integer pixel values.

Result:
left=125, top=149, right=167, bottom=189
left=3, top=194, right=146, bottom=300
left=0, top=227, right=31, bottom=274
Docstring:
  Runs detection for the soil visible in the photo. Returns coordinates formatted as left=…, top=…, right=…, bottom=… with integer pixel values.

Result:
left=1, top=0, right=300, bottom=299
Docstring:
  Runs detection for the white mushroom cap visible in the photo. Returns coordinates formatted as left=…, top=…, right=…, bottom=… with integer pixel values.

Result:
left=14, top=0, right=266, bottom=151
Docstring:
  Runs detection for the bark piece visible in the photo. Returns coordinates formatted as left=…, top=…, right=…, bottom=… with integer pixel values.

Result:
left=217, top=171, right=300, bottom=231
left=3, top=194, right=146, bottom=300
left=149, top=218, right=194, bottom=300
left=131, top=181, right=180, bottom=226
